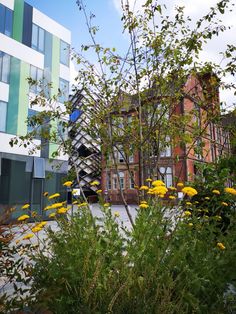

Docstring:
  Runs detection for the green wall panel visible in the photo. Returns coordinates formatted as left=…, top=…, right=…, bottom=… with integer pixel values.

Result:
left=13, top=0, right=24, bottom=43
left=17, top=61, right=29, bottom=135
left=7, top=57, right=21, bottom=135
left=49, top=35, right=60, bottom=157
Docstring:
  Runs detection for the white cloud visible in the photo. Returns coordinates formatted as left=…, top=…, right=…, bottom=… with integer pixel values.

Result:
left=111, top=0, right=236, bottom=108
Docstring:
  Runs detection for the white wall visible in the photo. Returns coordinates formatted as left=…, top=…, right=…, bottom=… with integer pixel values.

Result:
left=0, top=133, right=41, bottom=156
left=0, top=34, right=44, bottom=68
left=33, top=8, right=71, bottom=44
left=0, top=82, right=9, bottom=102
left=0, top=0, right=14, bottom=10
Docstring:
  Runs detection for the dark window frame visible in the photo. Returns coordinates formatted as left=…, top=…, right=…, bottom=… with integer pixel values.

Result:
left=31, top=23, right=45, bottom=53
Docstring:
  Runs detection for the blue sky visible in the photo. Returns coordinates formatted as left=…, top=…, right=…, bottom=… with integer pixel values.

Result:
left=26, top=0, right=236, bottom=108
left=26, top=0, right=128, bottom=54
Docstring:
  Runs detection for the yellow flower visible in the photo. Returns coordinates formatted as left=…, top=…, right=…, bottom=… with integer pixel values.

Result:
left=169, top=186, right=177, bottom=191
left=114, top=211, right=120, bottom=217
left=214, top=215, right=222, bottom=221
left=48, top=193, right=60, bottom=199
left=22, top=234, right=34, bottom=240
left=90, top=180, right=99, bottom=186
left=77, top=202, right=88, bottom=207
left=182, top=187, right=198, bottom=197
left=139, top=185, right=149, bottom=191
left=43, top=192, right=49, bottom=197
left=140, top=200, right=147, bottom=204
left=72, top=200, right=78, bottom=205
left=221, top=202, right=228, bottom=206
left=186, top=202, right=192, bottom=205
left=139, top=203, right=149, bottom=209
left=224, top=187, right=236, bottom=195
left=184, top=210, right=191, bottom=217
left=217, top=242, right=226, bottom=250
left=146, top=178, right=152, bottom=182
left=97, top=189, right=102, bottom=193
left=188, top=223, right=193, bottom=227
left=152, top=180, right=165, bottom=187
left=31, top=226, right=42, bottom=233
left=151, top=186, right=168, bottom=196
left=37, top=221, right=47, bottom=228
left=63, top=181, right=73, bottom=187
left=57, top=207, right=68, bottom=214
left=194, top=201, right=199, bottom=204
left=21, top=203, right=30, bottom=209
left=177, top=182, right=184, bottom=188
left=49, top=212, right=56, bottom=218
left=212, top=189, right=220, bottom=195
left=104, top=203, right=110, bottom=207
left=31, top=211, right=37, bottom=218
left=169, top=195, right=176, bottom=200
left=17, top=214, right=30, bottom=221
left=50, top=202, right=64, bottom=209
left=147, top=190, right=154, bottom=194
left=205, top=197, right=210, bottom=200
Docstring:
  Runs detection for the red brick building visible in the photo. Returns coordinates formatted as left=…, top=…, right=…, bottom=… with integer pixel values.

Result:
left=100, top=74, right=231, bottom=204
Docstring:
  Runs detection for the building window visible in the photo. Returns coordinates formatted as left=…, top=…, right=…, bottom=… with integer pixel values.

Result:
left=106, top=173, right=111, bottom=190
left=31, top=24, right=45, bottom=53
left=160, top=167, right=172, bottom=187
left=129, top=171, right=135, bottom=189
left=0, top=52, right=11, bottom=83
left=160, top=136, right=171, bottom=157
left=60, top=40, right=70, bottom=66
left=0, top=101, right=7, bottom=132
left=118, top=171, right=125, bottom=189
left=29, top=65, right=43, bottom=94
left=27, top=109, right=41, bottom=139
left=0, top=4, right=13, bottom=37
left=113, top=174, right=117, bottom=190
left=57, top=120, right=68, bottom=141
left=118, top=149, right=125, bottom=163
left=59, top=78, right=69, bottom=103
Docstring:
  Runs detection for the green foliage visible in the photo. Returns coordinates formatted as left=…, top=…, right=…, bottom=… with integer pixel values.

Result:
left=3, top=195, right=235, bottom=313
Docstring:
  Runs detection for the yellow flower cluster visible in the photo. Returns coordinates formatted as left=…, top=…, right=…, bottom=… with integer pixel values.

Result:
left=90, top=180, right=99, bottom=186
left=114, top=211, right=120, bottom=217
left=150, top=186, right=168, bottom=197
left=21, top=204, right=30, bottom=209
left=31, top=226, right=42, bottom=233
left=77, top=202, right=88, bottom=207
left=22, top=234, right=34, bottom=240
left=49, top=212, right=56, bottom=218
left=104, top=203, right=110, bottom=207
left=17, top=214, right=30, bottom=221
left=152, top=180, right=165, bottom=187
left=221, top=202, right=228, bottom=207
left=217, top=242, right=226, bottom=250
left=183, top=210, right=191, bottom=217
left=63, top=181, right=73, bottom=187
left=57, top=207, right=69, bottom=214
left=139, top=203, right=149, bottom=209
left=48, top=193, right=60, bottom=200
left=139, top=185, right=149, bottom=191
left=182, top=187, right=198, bottom=197
left=145, top=178, right=152, bottom=182
left=97, top=189, right=102, bottom=193
left=44, top=202, right=64, bottom=210
left=212, top=189, right=220, bottom=195
left=169, top=186, right=177, bottom=191
left=169, top=195, right=176, bottom=200
left=224, top=187, right=236, bottom=195
left=177, top=182, right=184, bottom=188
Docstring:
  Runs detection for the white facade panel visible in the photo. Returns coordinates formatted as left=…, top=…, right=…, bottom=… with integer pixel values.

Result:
left=60, top=63, right=70, bottom=82
left=0, top=0, right=14, bottom=10
left=33, top=8, right=71, bottom=44
left=0, top=133, right=41, bottom=156
left=0, top=34, right=44, bottom=68
left=0, top=82, right=9, bottom=102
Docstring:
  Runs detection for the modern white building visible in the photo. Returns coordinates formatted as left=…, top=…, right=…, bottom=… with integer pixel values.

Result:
left=0, top=0, right=71, bottom=219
